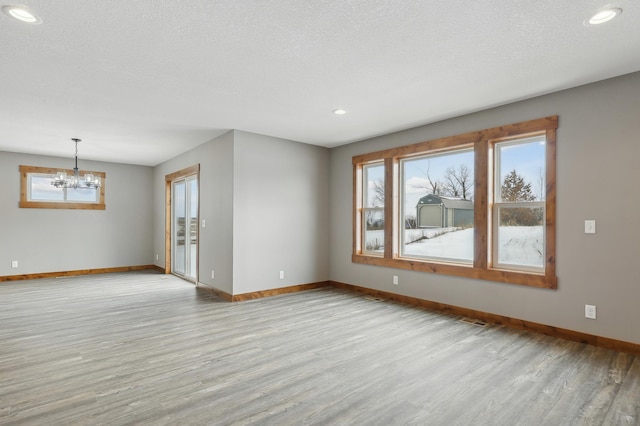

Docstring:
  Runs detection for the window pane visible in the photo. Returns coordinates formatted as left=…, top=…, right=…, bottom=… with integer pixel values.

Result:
left=364, top=164, right=384, bottom=208
left=401, top=149, right=474, bottom=263
left=497, top=136, right=545, bottom=202
left=29, top=175, right=64, bottom=201
left=362, top=163, right=384, bottom=254
left=497, top=206, right=544, bottom=268
left=67, top=187, right=99, bottom=202
left=363, top=209, right=384, bottom=253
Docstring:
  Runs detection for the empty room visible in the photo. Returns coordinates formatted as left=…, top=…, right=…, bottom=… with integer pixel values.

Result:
left=1, top=2, right=639, bottom=425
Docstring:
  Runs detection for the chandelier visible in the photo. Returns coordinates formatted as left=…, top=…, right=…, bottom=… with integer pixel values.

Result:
left=51, top=138, right=101, bottom=189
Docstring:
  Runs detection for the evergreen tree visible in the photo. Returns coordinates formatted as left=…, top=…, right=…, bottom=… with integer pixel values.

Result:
left=501, top=169, right=535, bottom=202
left=500, top=170, right=540, bottom=226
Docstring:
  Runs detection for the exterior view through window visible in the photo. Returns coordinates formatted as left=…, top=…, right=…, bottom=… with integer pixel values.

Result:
left=352, top=116, right=557, bottom=289
left=494, top=136, right=546, bottom=272
left=19, top=165, right=105, bottom=210
left=29, top=173, right=99, bottom=203
left=362, top=163, right=384, bottom=254
left=401, top=149, right=474, bottom=263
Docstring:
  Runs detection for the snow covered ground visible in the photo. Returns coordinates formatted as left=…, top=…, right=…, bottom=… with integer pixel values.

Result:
left=366, top=226, right=543, bottom=267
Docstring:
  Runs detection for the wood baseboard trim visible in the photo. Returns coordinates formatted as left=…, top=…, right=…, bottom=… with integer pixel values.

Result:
left=196, top=283, right=233, bottom=302
left=196, top=281, right=330, bottom=302
left=329, top=281, right=640, bottom=356
left=230, top=281, right=331, bottom=302
left=0, top=265, right=161, bottom=282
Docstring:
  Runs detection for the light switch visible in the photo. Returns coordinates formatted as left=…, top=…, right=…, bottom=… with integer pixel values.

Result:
left=584, top=220, right=596, bottom=234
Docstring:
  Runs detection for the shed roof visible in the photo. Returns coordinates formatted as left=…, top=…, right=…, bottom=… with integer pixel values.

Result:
left=417, top=194, right=473, bottom=210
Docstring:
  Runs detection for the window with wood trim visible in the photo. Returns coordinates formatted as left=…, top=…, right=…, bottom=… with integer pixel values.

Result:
left=19, top=165, right=106, bottom=210
left=362, top=162, right=385, bottom=255
left=353, top=116, right=557, bottom=289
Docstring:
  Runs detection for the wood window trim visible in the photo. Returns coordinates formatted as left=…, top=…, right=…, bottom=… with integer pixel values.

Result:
left=352, top=116, right=558, bottom=290
left=19, top=165, right=106, bottom=210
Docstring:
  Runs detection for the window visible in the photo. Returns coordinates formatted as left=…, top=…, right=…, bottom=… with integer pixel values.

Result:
left=493, top=136, right=546, bottom=272
left=19, top=165, right=106, bottom=210
left=362, top=163, right=385, bottom=255
left=401, top=148, right=474, bottom=263
left=353, top=116, right=557, bottom=289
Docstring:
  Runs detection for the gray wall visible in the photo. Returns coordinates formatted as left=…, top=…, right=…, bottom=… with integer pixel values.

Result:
left=232, top=131, right=330, bottom=294
left=153, top=131, right=235, bottom=295
left=4, top=71, right=638, bottom=346
left=0, top=151, right=154, bottom=276
left=153, top=130, right=330, bottom=296
left=329, top=71, right=640, bottom=345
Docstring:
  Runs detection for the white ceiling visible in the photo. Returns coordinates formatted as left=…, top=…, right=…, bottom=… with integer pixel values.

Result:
left=1, top=1, right=639, bottom=166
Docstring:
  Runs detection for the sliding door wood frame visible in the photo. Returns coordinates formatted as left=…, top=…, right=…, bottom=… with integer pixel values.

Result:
left=165, top=164, right=200, bottom=277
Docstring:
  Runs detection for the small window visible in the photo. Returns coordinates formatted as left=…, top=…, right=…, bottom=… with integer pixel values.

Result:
left=20, top=165, right=105, bottom=210
left=362, top=163, right=385, bottom=255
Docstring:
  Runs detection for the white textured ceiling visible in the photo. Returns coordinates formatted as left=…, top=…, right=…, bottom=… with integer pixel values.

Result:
left=1, top=1, right=639, bottom=166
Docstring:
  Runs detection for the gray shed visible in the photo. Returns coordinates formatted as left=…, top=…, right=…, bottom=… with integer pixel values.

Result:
left=416, top=194, right=473, bottom=228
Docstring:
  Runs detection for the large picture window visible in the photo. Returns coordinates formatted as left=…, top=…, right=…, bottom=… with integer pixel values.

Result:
left=353, top=116, right=557, bottom=289
left=401, top=148, right=474, bottom=263
left=19, top=165, right=106, bottom=210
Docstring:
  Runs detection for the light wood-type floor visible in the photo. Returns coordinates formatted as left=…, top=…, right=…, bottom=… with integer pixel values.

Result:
left=1, top=272, right=638, bottom=425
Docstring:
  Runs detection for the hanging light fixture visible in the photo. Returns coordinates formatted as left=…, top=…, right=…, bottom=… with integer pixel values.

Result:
left=51, top=138, right=101, bottom=189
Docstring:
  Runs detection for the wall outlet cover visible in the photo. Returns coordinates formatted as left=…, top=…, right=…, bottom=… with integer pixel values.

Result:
left=584, top=220, right=596, bottom=234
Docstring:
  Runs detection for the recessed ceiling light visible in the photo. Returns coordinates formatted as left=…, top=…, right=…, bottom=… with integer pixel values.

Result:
left=333, top=109, right=347, bottom=115
left=587, top=7, right=622, bottom=25
left=2, top=5, right=42, bottom=24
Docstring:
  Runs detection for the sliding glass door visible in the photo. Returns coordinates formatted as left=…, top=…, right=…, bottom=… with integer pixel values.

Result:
left=172, top=175, right=198, bottom=281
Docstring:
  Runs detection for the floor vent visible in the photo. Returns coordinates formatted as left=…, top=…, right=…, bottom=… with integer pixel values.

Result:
left=364, top=295, right=385, bottom=302
left=461, top=318, right=488, bottom=327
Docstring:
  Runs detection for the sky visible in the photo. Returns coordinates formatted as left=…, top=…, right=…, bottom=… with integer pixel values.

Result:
left=366, top=135, right=546, bottom=214
left=30, top=174, right=98, bottom=202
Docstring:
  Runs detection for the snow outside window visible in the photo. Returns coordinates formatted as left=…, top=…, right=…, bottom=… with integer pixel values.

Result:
left=352, top=116, right=557, bottom=289
left=493, top=136, right=546, bottom=272
left=401, top=149, right=474, bottom=263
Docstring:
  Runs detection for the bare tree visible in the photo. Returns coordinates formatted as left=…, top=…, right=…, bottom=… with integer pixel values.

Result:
left=411, top=161, right=443, bottom=195
left=443, top=164, right=473, bottom=199
left=372, top=179, right=384, bottom=207
left=535, top=167, right=545, bottom=201
left=365, top=179, right=385, bottom=229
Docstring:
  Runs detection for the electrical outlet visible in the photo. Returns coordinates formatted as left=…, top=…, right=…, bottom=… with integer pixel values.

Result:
left=202, top=219, right=206, bottom=228
left=585, top=304, right=596, bottom=320
left=393, top=275, right=399, bottom=285
left=155, top=253, right=159, bottom=261
left=11, top=260, right=18, bottom=268
left=584, top=220, right=596, bottom=234
left=211, top=270, right=215, bottom=279
left=279, top=270, right=285, bottom=279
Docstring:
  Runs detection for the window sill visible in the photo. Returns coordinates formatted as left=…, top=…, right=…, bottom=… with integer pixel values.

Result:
left=352, top=254, right=557, bottom=289
left=19, top=201, right=105, bottom=210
